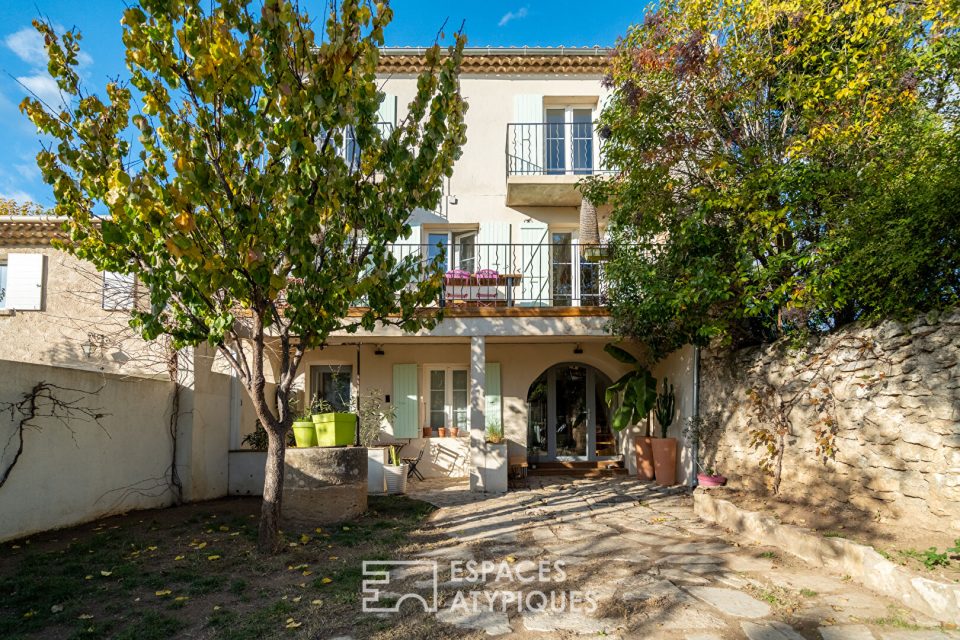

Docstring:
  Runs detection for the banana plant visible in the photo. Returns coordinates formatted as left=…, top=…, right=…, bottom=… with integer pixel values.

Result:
left=604, top=344, right=658, bottom=432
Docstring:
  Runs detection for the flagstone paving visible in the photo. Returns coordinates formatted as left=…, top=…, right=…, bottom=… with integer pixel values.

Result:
left=402, top=476, right=958, bottom=639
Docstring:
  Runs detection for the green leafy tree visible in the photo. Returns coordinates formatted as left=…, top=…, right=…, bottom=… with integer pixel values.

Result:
left=21, top=0, right=466, bottom=551
left=584, top=0, right=960, bottom=358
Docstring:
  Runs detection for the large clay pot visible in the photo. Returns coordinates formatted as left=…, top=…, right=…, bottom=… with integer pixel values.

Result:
left=634, top=436, right=655, bottom=481
left=651, top=437, right=678, bottom=486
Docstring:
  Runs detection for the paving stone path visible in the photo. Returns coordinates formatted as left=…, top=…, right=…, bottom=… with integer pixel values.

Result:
left=399, top=476, right=958, bottom=639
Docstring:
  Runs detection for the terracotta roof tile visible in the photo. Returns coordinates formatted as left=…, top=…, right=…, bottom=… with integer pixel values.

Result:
left=0, top=218, right=69, bottom=247
left=379, top=50, right=612, bottom=75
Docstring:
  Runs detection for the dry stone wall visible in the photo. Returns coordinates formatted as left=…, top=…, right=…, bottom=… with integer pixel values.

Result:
left=700, top=308, right=960, bottom=535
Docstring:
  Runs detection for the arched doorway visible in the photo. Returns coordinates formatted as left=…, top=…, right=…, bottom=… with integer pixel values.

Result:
left=526, top=363, right=617, bottom=462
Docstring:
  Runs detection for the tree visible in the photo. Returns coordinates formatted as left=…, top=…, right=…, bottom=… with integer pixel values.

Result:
left=583, top=0, right=960, bottom=359
left=21, top=0, right=467, bottom=551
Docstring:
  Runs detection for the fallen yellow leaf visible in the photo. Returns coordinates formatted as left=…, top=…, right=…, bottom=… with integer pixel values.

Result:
left=299, top=534, right=310, bottom=544
left=147, top=546, right=158, bottom=551
left=100, top=570, right=112, bottom=577
left=311, top=599, right=323, bottom=606
left=84, top=575, right=93, bottom=580
left=292, top=596, right=302, bottom=603
left=328, top=556, right=339, bottom=561
left=197, top=542, right=207, bottom=550
left=78, top=614, right=94, bottom=620
left=302, top=570, right=312, bottom=576
left=219, top=526, right=229, bottom=532
left=320, top=577, right=332, bottom=584
left=285, top=620, right=302, bottom=629
left=155, top=590, right=172, bottom=597
left=174, top=596, right=188, bottom=602
left=174, top=555, right=185, bottom=561
left=207, top=555, right=221, bottom=561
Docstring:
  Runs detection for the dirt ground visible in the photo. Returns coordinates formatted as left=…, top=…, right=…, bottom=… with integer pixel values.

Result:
left=0, top=495, right=459, bottom=640
left=707, top=487, right=960, bottom=582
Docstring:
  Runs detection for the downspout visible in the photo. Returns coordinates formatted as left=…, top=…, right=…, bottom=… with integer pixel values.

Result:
left=355, top=344, right=362, bottom=447
left=690, top=346, right=701, bottom=488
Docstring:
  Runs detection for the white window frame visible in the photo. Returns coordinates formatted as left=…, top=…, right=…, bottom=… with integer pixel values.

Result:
left=422, top=364, right=469, bottom=433
left=543, top=104, right=597, bottom=175
left=424, top=228, right=478, bottom=272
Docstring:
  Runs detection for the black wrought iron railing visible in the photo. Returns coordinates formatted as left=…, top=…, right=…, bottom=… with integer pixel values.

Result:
left=359, top=242, right=611, bottom=308
left=506, top=122, right=614, bottom=177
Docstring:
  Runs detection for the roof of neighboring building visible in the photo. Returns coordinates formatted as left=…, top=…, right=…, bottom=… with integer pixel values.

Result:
left=379, top=46, right=612, bottom=75
left=0, top=216, right=69, bottom=247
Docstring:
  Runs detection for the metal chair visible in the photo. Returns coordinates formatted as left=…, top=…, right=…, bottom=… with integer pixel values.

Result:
left=402, top=444, right=426, bottom=481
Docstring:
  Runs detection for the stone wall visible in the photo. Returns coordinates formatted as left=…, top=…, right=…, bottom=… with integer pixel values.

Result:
left=699, top=309, right=960, bottom=535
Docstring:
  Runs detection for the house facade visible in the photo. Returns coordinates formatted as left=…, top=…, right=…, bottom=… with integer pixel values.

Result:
left=301, top=47, right=660, bottom=486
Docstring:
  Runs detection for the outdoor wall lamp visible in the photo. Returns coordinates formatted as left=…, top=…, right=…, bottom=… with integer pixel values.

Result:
left=573, top=343, right=583, bottom=355
left=82, top=333, right=106, bottom=359
left=374, top=345, right=385, bottom=356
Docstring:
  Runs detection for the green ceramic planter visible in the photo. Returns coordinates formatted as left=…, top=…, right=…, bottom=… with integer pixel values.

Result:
left=292, top=421, right=318, bottom=448
left=312, top=413, right=357, bottom=447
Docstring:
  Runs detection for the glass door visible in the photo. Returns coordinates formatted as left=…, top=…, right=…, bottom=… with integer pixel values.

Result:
left=554, top=365, right=588, bottom=459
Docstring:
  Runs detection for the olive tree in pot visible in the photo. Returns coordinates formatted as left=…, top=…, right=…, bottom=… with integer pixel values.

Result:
left=652, top=379, right=678, bottom=486
left=604, top=344, right=658, bottom=480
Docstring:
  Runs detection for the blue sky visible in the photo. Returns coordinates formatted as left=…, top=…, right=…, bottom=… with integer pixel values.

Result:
left=0, top=1, right=649, bottom=206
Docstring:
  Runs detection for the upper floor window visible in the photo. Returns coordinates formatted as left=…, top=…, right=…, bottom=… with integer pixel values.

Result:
left=545, top=106, right=594, bottom=175
left=426, top=230, right=477, bottom=272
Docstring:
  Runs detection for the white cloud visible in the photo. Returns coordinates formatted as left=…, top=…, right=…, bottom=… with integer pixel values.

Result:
left=498, top=7, right=529, bottom=27
left=0, top=189, right=37, bottom=204
left=4, top=24, right=93, bottom=68
left=4, top=27, right=47, bottom=66
left=14, top=162, right=39, bottom=181
left=16, top=74, right=66, bottom=108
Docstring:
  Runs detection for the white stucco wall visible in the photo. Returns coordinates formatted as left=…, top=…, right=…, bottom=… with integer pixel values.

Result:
left=0, top=360, right=177, bottom=541
left=649, top=345, right=698, bottom=486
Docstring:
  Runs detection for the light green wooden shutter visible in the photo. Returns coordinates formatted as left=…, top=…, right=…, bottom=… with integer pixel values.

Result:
left=512, top=94, right=543, bottom=173
left=485, top=363, right=501, bottom=428
left=377, top=93, right=397, bottom=126
left=519, top=221, right=549, bottom=306
left=392, top=364, right=418, bottom=438
left=477, top=222, right=511, bottom=272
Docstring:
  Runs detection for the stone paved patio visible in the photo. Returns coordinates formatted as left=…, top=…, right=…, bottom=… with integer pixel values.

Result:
left=397, top=476, right=959, bottom=639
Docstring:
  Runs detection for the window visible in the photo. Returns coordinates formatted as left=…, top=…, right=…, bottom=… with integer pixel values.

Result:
left=0, top=261, right=6, bottom=309
left=544, top=106, right=595, bottom=175
left=425, top=366, right=469, bottom=432
left=102, top=272, right=136, bottom=310
left=425, top=231, right=477, bottom=272
left=309, top=365, right=353, bottom=412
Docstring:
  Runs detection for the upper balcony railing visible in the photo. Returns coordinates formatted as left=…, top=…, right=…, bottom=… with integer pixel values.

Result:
left=506, top=122, right=614, bottom=178
left=358, top=242, right=611, bottom=309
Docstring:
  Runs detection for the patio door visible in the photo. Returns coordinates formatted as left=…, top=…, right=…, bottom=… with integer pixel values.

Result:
left=526, top=363, right=615, bottom=462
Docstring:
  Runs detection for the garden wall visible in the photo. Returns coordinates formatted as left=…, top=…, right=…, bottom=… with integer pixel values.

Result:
left=699, top=309, right=960, bottom=536
left=0, top=356, right=231, bottom=542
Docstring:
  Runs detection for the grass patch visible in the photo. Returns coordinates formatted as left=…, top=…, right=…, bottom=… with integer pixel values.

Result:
left=759, top=551, right=778, bottom=559
left=799, top=588, right=818, bottom=598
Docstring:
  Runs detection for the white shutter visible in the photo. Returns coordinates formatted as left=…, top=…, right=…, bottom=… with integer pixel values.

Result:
left=377, top=93, right=397, bottom=127
left=102, top=271, right=136, bottom=310
left=476, top=223, right=511, bottom=273
left=392, top=363, right=418, bottom=438
left=6, top=253, right=45, bottom=311
left=598, top=91, right=612, bottom=172
left=519, top=221, right=549, bottom=306
left=511, top=95, right=543, bottom=174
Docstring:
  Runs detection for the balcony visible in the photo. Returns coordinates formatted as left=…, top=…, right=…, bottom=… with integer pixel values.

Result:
left=363, top=242, right=611, bottom=312
left=505, top=122, right=613, bottom=207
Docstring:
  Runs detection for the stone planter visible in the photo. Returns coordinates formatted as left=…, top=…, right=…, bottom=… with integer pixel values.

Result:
left=282, top=447, right=367, bottom=527
left=228, top=450, right=266, bottom=496
left=474, top=441, right=508, bottom=493
left=367, top=447, right=388, bottom=495
left=383, top=464, right=408, bottom=494
left=634, top=435, right=655, bottom=481
left=651, top=437, right=678, bottom=486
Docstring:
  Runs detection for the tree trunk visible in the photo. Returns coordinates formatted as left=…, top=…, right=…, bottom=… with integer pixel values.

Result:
left=258, top=425, right=286, bottom=552
left=579, top=197, right=600, bottom=254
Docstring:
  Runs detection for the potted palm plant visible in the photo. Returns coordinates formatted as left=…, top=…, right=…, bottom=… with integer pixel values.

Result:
left=652, top=378, right=678, bottom=486
left=604, top=344, right=658, bottom=480
left=383, top=444, right=408, bottom=495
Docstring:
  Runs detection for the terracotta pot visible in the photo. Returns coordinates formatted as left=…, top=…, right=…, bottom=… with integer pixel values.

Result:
left=422, top=426, right=432, bottom=438
left=697, top=473, right=727, bottom=487
left=634, top=436, right=655, bottom=481
left=651, top=437, right=678, bottom=486
left=450, top=427, right=460, bottom=437
left=438, top=427, right=448, bottom=437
